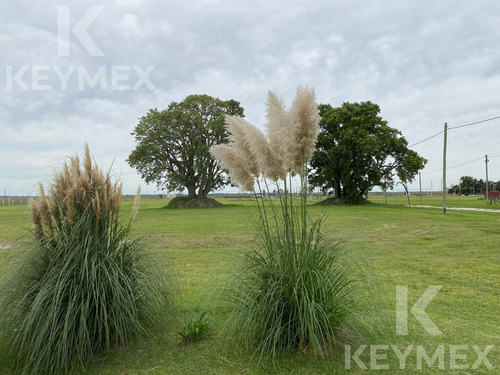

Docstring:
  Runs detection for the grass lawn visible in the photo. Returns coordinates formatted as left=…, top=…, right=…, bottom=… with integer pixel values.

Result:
left=0, top=197, right=499, bottom=374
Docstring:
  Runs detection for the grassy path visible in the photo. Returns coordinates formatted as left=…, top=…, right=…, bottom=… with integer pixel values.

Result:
left=412, top=204, right=500, bottom=212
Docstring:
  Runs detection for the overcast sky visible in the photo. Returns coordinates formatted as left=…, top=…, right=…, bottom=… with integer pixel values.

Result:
left=1, top=0, right=500, bottom=195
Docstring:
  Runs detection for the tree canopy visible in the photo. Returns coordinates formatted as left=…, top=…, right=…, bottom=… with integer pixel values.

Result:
left=309, top=101, right=427, bottom=204
left=127, top=94, right=244, bottom=199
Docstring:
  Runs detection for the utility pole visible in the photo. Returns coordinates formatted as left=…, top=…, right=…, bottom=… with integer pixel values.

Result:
left=419, top=172, right=423, bottom=205
left=485, top=154, right=489, bottom=205
left=442, top=123, right=448, bottom=214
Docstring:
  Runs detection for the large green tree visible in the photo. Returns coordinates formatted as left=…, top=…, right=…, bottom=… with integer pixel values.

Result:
left=309, top=101, right=427, bottom=204
left=128, top=94, right=244, bottom=199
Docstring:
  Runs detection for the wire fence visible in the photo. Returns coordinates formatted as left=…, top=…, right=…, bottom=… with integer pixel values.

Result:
left=0, top=197, right=30, bottom=206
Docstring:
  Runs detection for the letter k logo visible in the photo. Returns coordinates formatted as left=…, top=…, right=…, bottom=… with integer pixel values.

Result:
left=58, top=6, right=104, bottom=57
left=396, top=285, right=442, bottom=336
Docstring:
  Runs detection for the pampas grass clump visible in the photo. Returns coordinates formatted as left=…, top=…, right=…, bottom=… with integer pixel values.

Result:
left=226, top=197, right=359, bottom=357
left=211, top=87, right=362, bottom=357
left=3, top=145, right=169, bottom=375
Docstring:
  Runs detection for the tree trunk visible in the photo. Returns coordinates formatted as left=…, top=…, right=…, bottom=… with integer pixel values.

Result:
left=198, top=189, right=208, bottom=199
left=200, top=167, right=214, bottom=200
left=187, top=184, right=197, bottom=199
left=199, top=186, right=211, bottom=200
left=335, top=179, right=341, bottom=199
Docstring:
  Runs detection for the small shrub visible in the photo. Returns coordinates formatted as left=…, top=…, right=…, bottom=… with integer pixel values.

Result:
left=178, top=312, right=212, bottom=343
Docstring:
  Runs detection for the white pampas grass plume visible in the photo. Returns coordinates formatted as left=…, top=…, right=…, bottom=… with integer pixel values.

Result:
left=265, top=91, right=291, bottom=169
left=29, top=145, right=124, bottom=237
left=288, top=86, right=320, bottom=174
left=84, top=143, right=92, bottom=178
left=225, top=115, right=259, bottom=175
left=29, top=197, right=43, bottom=240
left=210, top=145, right=255, bottom=191
left=213, top=86, right=318, bottom=186
left=37, top=183, right=53, bottom=231
left=242, top=122, right=287, bottom=181
left=130, top=185, right=141, bottom=221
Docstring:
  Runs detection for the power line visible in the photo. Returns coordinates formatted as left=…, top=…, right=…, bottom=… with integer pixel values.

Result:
left=422, top=156, right=484, bottom=175
left=447, top=156, right=485, bottom=170
left=408, top=130, right=444, bottom=147
left=448, top=115, right=500, bottom=130
left=448, top=111, right=500, bottom=127
left=408, top=113, right=500, bottom=148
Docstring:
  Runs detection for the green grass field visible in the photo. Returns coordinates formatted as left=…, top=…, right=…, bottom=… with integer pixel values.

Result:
left=0, top=196, right=499, bottom=374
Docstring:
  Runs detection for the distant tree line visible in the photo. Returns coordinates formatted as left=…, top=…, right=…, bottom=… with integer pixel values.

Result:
left=448, top=176, right=500, bottom=195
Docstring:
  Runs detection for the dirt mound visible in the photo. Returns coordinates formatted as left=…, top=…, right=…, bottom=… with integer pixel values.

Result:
left=166, top=197, right=223, bottom=209
left=316, top=197, right=362, bottom=206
